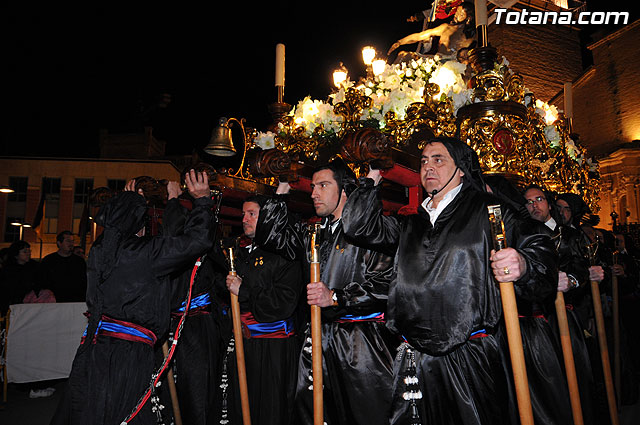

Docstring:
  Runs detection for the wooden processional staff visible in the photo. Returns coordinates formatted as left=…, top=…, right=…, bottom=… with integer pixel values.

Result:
left=612, top=250, right=621, bottom=412
left=308, top=224, right=324, bottom=425
left=551, top=228, right=584, bottom=425
left=554, top=291, right=584, bottom=425
left=587, top=242, right=619, bottom=425
left=487, top=205, right=534, bottom=425
left=162, top=341, right=183, bottom=425
left=227, top=246, right=252, bottom=425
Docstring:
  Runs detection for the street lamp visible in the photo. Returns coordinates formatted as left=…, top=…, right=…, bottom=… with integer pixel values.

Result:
left=0, top=185, right=15, bottom=194
left=11, top=221, right=31, bottom=240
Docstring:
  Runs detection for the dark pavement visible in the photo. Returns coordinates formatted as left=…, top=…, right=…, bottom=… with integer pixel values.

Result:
left=0, top=377, right=639, bottom=425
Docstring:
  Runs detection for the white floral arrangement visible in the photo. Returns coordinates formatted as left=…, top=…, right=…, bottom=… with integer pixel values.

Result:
left=286, top=57, right=468, bottom=136
left=254, top=131, right=276, bottom=150
left=283, top=55, right=591, bottom=169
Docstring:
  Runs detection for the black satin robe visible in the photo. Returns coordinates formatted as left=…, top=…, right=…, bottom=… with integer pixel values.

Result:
left=543, top=223, right=598, bottom=425
left=254, top=195, right=397, bottom=425
left=492, top=219, right=572, bottom=425
left=342, top=179, right=558, bottom=425
left=63, top=195, right=215, bottom=425
left=224, top=244, right=302, bottom=425
left=164, top=198, right=231, bottom=425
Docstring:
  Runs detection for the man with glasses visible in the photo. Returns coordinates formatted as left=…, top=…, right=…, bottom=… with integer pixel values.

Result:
left=523, top=186, right=598, bottom=424
left=523, top=186, right=555, bottom=229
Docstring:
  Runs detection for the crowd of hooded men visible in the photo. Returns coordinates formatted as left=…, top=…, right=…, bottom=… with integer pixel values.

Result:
left=37, top=137, right=638, bottom=425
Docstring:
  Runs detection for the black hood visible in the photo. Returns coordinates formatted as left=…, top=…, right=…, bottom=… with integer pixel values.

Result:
left=91, top=191, right=147, bottom=286
left=556, top=192, right=590, bottom=227
left=95, top=191, right=147, bottom=238
left=426, top=137, right=486, bottom=192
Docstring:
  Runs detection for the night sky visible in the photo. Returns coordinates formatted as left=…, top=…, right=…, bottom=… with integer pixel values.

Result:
left=4, top=2, right=632, bottom=159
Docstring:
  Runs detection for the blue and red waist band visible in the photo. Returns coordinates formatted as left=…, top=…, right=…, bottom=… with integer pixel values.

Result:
left=335, top=312, right=385, bottom=323
left=81, top=315, right=157, bottom=347
left=240, top=312, right=294, bottom=339
left=469, top=329, right=489, bottom=339
left=171, top=292, right=211, bottom=317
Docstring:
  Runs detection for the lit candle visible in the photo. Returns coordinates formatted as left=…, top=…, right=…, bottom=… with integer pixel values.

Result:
left=564, top=82, right=573, bottom=119
left=275, top=43, right=285, bottom=87
left=475, top=0, right=488, bottom=26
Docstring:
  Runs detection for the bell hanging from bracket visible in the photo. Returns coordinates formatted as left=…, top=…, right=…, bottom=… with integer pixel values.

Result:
left=204, top=117, right=236, bottom=157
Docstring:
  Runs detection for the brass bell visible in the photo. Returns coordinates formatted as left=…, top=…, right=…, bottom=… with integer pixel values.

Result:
left=204, top=117, right=237, bottom=157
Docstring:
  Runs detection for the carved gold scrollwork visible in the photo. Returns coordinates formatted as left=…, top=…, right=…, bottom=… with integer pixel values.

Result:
left=505, top=72, right=525, bottom=104
left=333, top=88, right=373, bottom=132
left=243, top=50, right=599, bottom=212
left=274, top=116, right=321, bottom=162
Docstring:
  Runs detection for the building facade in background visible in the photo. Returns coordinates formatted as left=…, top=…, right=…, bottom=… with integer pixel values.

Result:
left=0, top=156, right=181, bottom=257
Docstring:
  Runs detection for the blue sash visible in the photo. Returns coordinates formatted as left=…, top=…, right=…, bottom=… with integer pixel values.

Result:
left=82, top=315, right=157, bottom=346
left=241, top=312, right=294, bottom=338
left=337, top=312, right=385, bottom=322
left=176, top=292, right=211, bottom=312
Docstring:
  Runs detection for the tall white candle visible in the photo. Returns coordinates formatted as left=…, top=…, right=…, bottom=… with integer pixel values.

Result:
left=564, top=82, right=573, bottom=119
left=275, top=43, right=285, bottom=87
left=475, top=0, right=488, bottom=26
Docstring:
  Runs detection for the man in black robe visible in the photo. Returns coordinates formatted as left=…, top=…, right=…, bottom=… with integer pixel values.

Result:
left=223, top=194, right=303, bottom=425
left=482, top=178, right=572, bottom=425
left=55, top=170, right=215, bottom=425
left=342, top=137, right=557, bottom=425
left=522, top=185, right=594, bottom=424
left=254, top=159, right=397, bottom=425
left=164, top=192, right=231, bottom=425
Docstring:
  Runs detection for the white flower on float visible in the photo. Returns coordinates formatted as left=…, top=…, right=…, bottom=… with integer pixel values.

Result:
left=450, top=88, right=474, bottom=115
left=382, top=72, right=402, bottom=91
left=428, top=61, right=466, bottom=97
left=383, top=91, right=413, bottom=120
left=316, top=102, right=342, bottom=133
left=254, top=131, right=276, bottom=150
left=302, top=100, right=320, bottom=119
left=566, top=138, right=579, bottom=159
left=544, top=125, right=561, bottom=148
left=330, top=86, right=347, bottom=105
left=291, top=96, right=323, bottom=135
